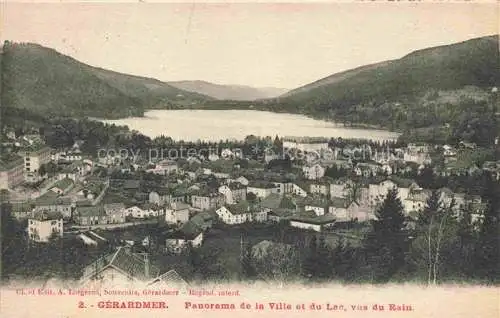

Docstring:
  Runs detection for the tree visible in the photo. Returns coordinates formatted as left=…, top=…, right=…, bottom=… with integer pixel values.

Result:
left=38, top=164, right=47, bottom=177
left=417, top=190, right=441, bottom=284
left=363, top=187, right=409, bottom=283
left=253, top=243, right=301, bottom=287
left=346, top=182, right=362, bottom=205
left=316, top=236, right=333, bottom=280
left=241, top=243, right=256, bottom=280
left=332, top=238, right=359, bottom=282
left=247, top=192, right=257, bottom=203
left=453, top=202, right=476, bottom=277
left=474, top=174, right=500, bottom=283
left=411, top=190, right=458, bottom=284
left=302, top=235, right=318, bottom=279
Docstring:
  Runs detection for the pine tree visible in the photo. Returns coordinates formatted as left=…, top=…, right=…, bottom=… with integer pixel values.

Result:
left=332, top=238, right=349, bottom=279
left=415, top=190, right=441, bottom=284
left=474, top=174, right=500, bottom=283
left=316, top=236, right=332, bottom=280
left=364, top=187, right=409, bottom=283
left=241, top=243, right=256, bottom=280
left=302, top=235, right=318, bottom=279
left=412, top=189, right=457, bottom=284
left=455, top=202, right=476, bottom=277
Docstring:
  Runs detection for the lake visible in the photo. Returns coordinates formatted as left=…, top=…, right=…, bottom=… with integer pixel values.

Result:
left=100, top=110, right=400, bottom=142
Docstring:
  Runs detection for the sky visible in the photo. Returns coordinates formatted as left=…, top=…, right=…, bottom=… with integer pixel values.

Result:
left=1, top=2, right=498, bottom=89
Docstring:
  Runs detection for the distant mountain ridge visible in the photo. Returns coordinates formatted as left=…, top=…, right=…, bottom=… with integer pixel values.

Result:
left=270, top=34, right=499, bottom=142
left=1, top=34, right=498, bottom=135
left=0, top=42, right=213, bottom=119
left=168, top=80, right=288, bottom=101
left=281, top=35, right=499, bottom=105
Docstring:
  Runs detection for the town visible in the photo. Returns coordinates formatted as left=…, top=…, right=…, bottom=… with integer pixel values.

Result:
left=1, top=121, right=499, bottom=287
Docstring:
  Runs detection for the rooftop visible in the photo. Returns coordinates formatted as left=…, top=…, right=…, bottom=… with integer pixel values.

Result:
left=11, top=202, right=35, bottom=213
left=290, top=212, right=336, bottom=225
left=407, top=189, right=432, bottom=202
left=248, top=180, right=277, bottom=189
left=139, top=202, right=162, bottom=211
left=268, top=208, right=296, bottom=218
left=35, top=192, right=72, bottom=206
left=190, top=211, right=214, bottom=227
left=303, top=196, right=330, bottom=207
left=330, top=197, right=348, bottom=209
left=77, top=205, right=106, bottom=217
left=225, top=201, right=260, bottom=215
left=147, top=269, right=188, bottom=287
left=31, top=210, right=63, bottom=221
left=168, top=202, right=191, bottom=211
left=123, top=180, right=140, bottom=190
left=260, top=194, right=297, bottom=210
left=388, top=176, right=418, bottom=188
left=19, top=143, right=50, bottom=154
left=166, top=220, right=203, bottom=240
left=228, top=182, right=246, bottom=190
left=84, top=247, right=160, bottom=282
left=51, top=178, right=74, bottom=191
left=104, top=203, right=126, bottom=214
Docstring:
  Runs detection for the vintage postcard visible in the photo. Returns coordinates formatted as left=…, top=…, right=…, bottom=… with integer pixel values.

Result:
left=0, top=1, right=498, bottom=317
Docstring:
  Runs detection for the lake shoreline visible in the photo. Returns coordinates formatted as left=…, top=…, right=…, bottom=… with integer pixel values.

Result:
left=96, top=109, right=401, bottom=142
left=91, top=107, right=399, bottom=134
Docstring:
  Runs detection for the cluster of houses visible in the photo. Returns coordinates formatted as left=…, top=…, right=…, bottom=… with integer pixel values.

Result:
left=3, top=129, right=499, bottom=289
left=1, top=131, right=496, bottom=263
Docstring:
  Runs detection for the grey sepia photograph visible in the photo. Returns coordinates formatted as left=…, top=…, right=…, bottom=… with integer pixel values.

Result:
left=0, top=2, right=498, bottom=313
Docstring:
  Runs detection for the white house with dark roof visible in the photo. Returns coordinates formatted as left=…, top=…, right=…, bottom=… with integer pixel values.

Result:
left=403, top=188, right=432, bottom=215
left=103, top=203, right=126, bottom=224
left=291, top=183, right=308, bottom=197
left=346, top=201, right=375, bottom=222
left=125, top=204, right=162, bottom=219
left=354, top=163, right=381, bottom=177
left=309, top=181, right=330, bottom=196
left=330, top=179, right=354, bottom=199
left=27, top=211, right=63, bottom=243
left=304, top=198, right=328, bottom=216
left=302, top=163, right=326, bottom=180
left=75, top=205, right=108, bottom=226
left=191, top=191, right=225, bottom=210
left=216, top=202, right=268, bottom=225
left=289, top=211, right=336, bottom=232
left=368, top=178, right=418, bottom=206
left=247, top=181, right=280, bottom=198
left=164, top=202, right=191, bottom=225
left=148, top=159, right=178, bottom=175
left=165, top=221, right=204, bottom=253
left=34, top=192, right=73, bottom=219
left=218, top=183, right=247, bottom=204
left=328, top=198, right=349, bottom=220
